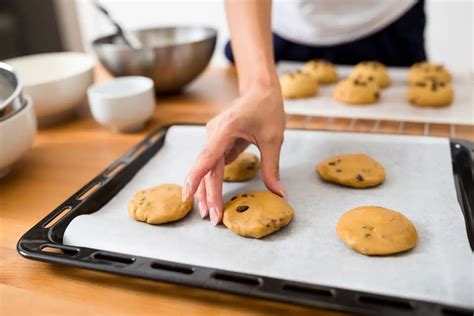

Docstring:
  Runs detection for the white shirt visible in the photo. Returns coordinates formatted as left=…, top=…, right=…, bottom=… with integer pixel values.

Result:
left=272, top=0, right=417, bottom=46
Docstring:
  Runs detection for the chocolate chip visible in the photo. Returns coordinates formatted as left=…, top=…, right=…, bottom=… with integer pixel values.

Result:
left=250, top=194, right=255, bottom=197
left=431, top=84, right=437, bottom=91
left=236, top=205, right=249, bottom=213
left=230, top=196, right=237, bottom=201
left=328, top=162, right=336, bottom=166
left=368, top=76, right=374, bottom=81
left=364, top=233, right=371, bottom=238
left=439, top=82, right=445, bottom=87
left=246, top=166, right=254, bottom=170
left=356, top=174, right=364, bottom=181
left=242, top=194, right=248, bottom=197
left=374, top=92, right=379, bottom=99
left=415, top=82, right=426, bottom=87
left=336, top=169, right=342, bottom=173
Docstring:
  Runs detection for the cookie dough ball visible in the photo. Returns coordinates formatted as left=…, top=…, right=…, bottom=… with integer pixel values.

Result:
left=280, top=71, right=318, bottom=99
left=408, top=61, right=452, bottom=84
left=316, top=153, right=385, bottom=188
left=224, top=152, right=260, bottom=182
left=223, top=191, right=293, bottom=239
left=129, top=184, right=193, bottom=224
left=337, top=206, right=418, bottom=255
left=406, top=78, right=453, bottom=108
left=333, top=77, right=380, bottom=105
left=352, top=61, right=390, bottom=88
left=301, top=59, right=338, bottom=84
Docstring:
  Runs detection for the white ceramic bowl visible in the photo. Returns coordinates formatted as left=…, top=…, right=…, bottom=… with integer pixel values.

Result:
left=87, top=76, right=155, bottom=132
left=0, top=95, right=36, bottom=178
left=4, top=52, right=95, bottom=124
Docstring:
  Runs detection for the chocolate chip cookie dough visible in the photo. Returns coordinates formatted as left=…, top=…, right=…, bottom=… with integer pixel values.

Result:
left=224, top=152, right=260, bottom=182
left=301, top=59, right=338, bottom=84
left=408, top=61, right=452, bottom=84
left=316, top=153, right=385, bottom=188
left=280, top=71, right=318, bottom=99
left=223, top=191, right=294, bottom=239
left=406, top=77, right=453, bottom=107
left=351, top=61, right=390, bottom=88
left=129, top=184, right=193, bottom=224
left=333, top=77, right=380, bottom=105
left=337, top=206, right=418, bottom=255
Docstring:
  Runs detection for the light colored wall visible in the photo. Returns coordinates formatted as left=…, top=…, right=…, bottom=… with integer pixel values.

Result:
left=73, top=0, right=473, bottom=71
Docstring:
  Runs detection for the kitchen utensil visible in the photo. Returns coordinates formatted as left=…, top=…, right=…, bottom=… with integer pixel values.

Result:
left=17, top=125, right=474, bottom=315
left=87, top=76, right=155, bottom=132
left=93, top=1, right=142, bottom=50
left=0, top=61, right=25, bottom=120
left=4, top=52, right=95, bottom=126
left=92, top=26, right=217, bottom=94
left=0, top=95, right=36, bottom=178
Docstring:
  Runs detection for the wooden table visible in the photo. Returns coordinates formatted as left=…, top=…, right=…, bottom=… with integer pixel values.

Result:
left=1, top=66, right=472, bottom=316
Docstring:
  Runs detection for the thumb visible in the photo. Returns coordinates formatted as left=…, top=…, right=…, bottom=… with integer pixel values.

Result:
left=259, top=140, right=285, bottom=197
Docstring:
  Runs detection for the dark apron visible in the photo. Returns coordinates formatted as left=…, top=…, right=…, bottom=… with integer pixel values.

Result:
left=225, top=0, right=426, bottom=67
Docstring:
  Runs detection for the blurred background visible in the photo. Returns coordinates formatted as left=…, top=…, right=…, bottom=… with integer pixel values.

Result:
left=0, top=0, right=472, bottom=71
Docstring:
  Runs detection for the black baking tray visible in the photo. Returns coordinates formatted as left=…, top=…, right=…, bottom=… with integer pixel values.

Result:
left=17, top=125, right=474, bottom=316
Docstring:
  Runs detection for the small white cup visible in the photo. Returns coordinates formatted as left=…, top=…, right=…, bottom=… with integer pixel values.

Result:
left=87, top=76, right=155, bottom=132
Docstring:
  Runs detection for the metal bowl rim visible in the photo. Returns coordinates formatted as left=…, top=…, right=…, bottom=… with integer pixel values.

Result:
left=91, top=25, right=218, bottom=50
left=0, top=61, right=24, bottom=113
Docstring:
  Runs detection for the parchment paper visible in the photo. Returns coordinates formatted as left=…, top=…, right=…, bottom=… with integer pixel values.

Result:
left=279, top=61, right=474, bottom=125
left=64, top=126, right=473, bottom=309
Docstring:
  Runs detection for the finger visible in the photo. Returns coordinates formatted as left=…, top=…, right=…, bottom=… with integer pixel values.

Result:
left=205, top=157, right=225, bottom=225
left=224, top=138, right=250, bottom=164
left=259, top=139, right=285, bottom=197
left=196, top=179, right=208, bottom=218
left=183, top=135, right=233, bottom=201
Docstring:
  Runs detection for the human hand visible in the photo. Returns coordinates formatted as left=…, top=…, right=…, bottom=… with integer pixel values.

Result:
left=182, top=84, right=286, bottom=225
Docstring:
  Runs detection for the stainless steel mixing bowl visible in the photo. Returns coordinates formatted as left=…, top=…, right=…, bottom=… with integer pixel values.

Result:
left=0, top=62, right=25, bottom=121
left=92, top=26, right=217, bottom=94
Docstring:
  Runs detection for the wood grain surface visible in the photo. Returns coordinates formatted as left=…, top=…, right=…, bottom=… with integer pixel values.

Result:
left=0, top=66, right=472, bottom=316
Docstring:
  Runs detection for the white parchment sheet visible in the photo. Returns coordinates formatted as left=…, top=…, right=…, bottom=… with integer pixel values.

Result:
left=279, top=62, right=474, bottom=125
left=64, top=126, right=473, bottom=309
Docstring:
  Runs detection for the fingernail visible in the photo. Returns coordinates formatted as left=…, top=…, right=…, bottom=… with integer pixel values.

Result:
left=210, top=207, right=219, bottom=225
left=198, top=202, right=207, bottom=218
left=181, top=182, right=190, bottom=202
left=277, top=181, right=286, bottom=197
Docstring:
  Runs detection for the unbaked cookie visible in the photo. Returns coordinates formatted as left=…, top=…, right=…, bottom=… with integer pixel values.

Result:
left=406, top=78, right=453, bottom=107
left=333, top=77, right=380, bottom=105
left=224, top=152, right=260, bottom=182
left=316, top=153, right=385, bottom=188
left=337, top=206, right=418, bottom=255
left=408, top=61, right=452, bottom=84
left=351, top=61, right=390, bottom=88
left=280, top=71, right=318, bottom=99
left=223, top=191, right=293, bottom=239
left=129, top=184, right=193, bottom=224
left=301, top=59, right=338, bottom=84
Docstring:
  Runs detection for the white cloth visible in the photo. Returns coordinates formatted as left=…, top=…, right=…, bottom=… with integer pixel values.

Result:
left=272, top=0, right=417, bottom=46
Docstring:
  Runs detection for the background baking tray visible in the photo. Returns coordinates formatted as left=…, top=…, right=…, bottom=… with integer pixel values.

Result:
left=278, top=62, right=474, bottom=125
left=18, top=125, right=474, bottom=316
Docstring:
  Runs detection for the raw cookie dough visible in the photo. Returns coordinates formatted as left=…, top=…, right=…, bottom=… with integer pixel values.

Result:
left=223, top=191, right=293, bottom=239
left=129, top=184, right=193, bottom=224
left=316, top=153, right=385, bottom=188
left=332, top=77, right=380, bottom=105
left=407, top=61, right=452, bottom=84
left=337, top=206, right=418, bottom=255
left=406, top=77, right=453, bottom=107
left=280, top=71, right=318, bottom=99
left=224, top=152, right=260, bottom=182
left=301, top=59, right=338, bottom=84
left=351, top=61, right=390, bottom=88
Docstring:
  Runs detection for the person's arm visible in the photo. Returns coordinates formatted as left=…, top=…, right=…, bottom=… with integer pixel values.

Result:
left=182, top=0, right=286, bottom=225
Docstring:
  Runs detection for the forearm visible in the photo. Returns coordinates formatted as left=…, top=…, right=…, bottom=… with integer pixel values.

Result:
left=225, top=0, right=279, bottom=94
